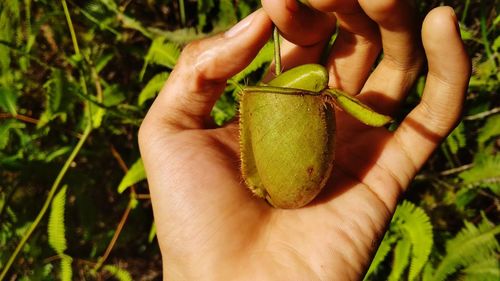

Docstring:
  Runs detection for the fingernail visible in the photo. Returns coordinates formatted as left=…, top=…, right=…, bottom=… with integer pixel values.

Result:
left=446, top=7, right=460, bottom=34
left=225, top=11, right=257, bottom=38
left=447, top=6, right=457, bottom=19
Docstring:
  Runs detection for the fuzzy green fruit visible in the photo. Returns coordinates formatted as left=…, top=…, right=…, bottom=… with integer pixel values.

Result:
left=240, top=64, right=335, bottom=208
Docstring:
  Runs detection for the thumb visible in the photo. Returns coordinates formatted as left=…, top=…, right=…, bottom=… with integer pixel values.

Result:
left=143, top=9, right=273, bottom=131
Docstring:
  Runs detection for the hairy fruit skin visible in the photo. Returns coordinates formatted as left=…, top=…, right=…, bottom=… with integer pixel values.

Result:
left=240, top=64, right=336, bottom=208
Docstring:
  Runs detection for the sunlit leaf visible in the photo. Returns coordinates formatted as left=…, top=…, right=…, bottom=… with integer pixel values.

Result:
left=118, top=158, right=146, bottom=193
left=0, top=86, right=17, bottom=115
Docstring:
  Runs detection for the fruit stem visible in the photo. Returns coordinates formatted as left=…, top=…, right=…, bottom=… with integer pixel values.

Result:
left=273, top=26, right=281, bottom=76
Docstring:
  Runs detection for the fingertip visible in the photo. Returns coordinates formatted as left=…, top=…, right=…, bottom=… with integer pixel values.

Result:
left=400, top=6, right=471, bottom=140
left=422, top=6, right=471, bottom=81
left=307, top=0, right=359, bottom=13
left=262, top=0, right=336, bottom=46
left=423, top=6, right=458, bottom=40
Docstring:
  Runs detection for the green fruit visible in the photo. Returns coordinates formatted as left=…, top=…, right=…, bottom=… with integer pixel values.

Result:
left=240, top=64, right=335, bottom=208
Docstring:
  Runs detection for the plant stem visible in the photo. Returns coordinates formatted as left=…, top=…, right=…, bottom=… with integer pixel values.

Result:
left=93, top=145, right=138, bottom=271
left=273, top=27, right=281, bottom=76
left=479, top=3, right=493, bottom=60
left=0, top=124, right=92, bottom=280
left=464, top=106, right=500, bottom=120
left=179, top=0, right=186, bottom=27
left=460, top=0, right=470, bottom=24
left=0, top=112, right=38, bottom=124
left=61, top=0, right=80, bottom=55
left=93, top=198, right=134, bottom=271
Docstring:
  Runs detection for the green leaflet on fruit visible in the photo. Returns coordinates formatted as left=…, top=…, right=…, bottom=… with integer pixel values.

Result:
left=324, top=89, right=392, bottom=127
left=239, top=64, right=392, bottom=209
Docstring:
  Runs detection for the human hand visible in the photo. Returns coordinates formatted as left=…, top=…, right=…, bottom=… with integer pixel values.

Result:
left=138, top=1, right=470, bottom=280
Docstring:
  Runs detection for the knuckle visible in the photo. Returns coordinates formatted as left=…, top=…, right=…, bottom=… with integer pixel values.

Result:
left=178, top=40, right=202, bottom=66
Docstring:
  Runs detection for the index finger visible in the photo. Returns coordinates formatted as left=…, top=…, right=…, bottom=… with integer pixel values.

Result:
left=139, top=10, right=273, bottom=134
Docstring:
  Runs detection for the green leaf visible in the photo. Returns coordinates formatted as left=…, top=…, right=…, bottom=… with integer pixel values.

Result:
left=459, top=24, right=474, bottom=40
left=138, top=72, right=169, bottom=106
left=60, top=255, right=73, bottom=281
left=48, top=185, right=68, bottom=254
left=459, top=155, right=500, bottom=194
left=45, top=146, right=72, bottom=163
left=231, top=41, right=273, bottom=83
left=446, top=122, right=466, bottom=154
left=38, top=68, right=68, bottom=127
left=492, top=33, right=500, bottom=52
left=431, top=218, right=500, bottom=281
left=461, top=257, right=500, bottom=281
left=477, top=114, right=500, bottom=148
left=148, top=222, right=156, bottom=243
left=212, top=90, right=237, bottom=125
left=141, top=37, right=180, bottom=79
left=0, top=86, right=18, bottom=115
left=217, top=0, right=238, bottom=27
left=95, top=53, right=114, bottom=73
left=46, top=69, right=64, bottom=113
left=455, top=188, right=477, bottom=210
left=394, top=201, right=434, bottom=281
left=91, top=105, right=106, bottom=129
left=324, top=89, right=392, bottom=127
left=197, top=0, right=215, bottom=31
left=0, top=120, right=24, bottom=149
left=117, top=158, right=146, bottom=194
left=103, top=84, right=126, bottom=107
left=388, top=239, right=412, bottom=281
left=103, top=265, right=133, bottom=281
left=364, top=233, right=396, bottom=280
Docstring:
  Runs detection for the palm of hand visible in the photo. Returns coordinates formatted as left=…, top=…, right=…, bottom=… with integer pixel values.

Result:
left=150, top=110, right=401, bottom=279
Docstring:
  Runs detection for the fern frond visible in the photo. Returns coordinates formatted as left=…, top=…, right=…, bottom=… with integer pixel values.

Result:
left=103, top=265, right=133, bottom=281
left=0, top=0, right=20, bottom=76
left=82, top=0, right=109, bottom=20
left=445, top=122, right=466, bottom=154
left=388, top=238, right=412, bottom=281
left=364, top=233, right=396, bottom=280
left=431, top=218, right=500, bottom=281
left=140, top=38, right=180, bottom=79
left=138, top=72, right=169, bottom=105
left=394, top=201, right=433, bottom=281
left=459, top=257, right=500, bottom=281
left=98, top=0, right=118, bottom=11
left=197, top=0, right=215, bottom=31
left=477, top=114, right=500, bottom=148
left=459, top=155, right=500, bottom=194
left=38, top=68, right=69, bottom=127
left=45, top=68, right=64, bottom=113
left=48, top=185, right=68, bottom=254
left=421, top=262, right=435, bottom=281
left=60, top=254, right=73, bottom=281
left=217, top=0, right=237, bottom=27
left=232, top=41, right=274, bottom=83
left=236, top=0, right=253, bottom=17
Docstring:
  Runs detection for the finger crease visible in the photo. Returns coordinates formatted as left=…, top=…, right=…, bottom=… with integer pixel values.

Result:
left=393, top=132, right=419, bottom=175
left=335, top=165, right=392, bottom=218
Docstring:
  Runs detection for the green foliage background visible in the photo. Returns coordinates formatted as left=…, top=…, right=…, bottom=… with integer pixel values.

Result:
left=0, top=0, right=498, bottom=280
